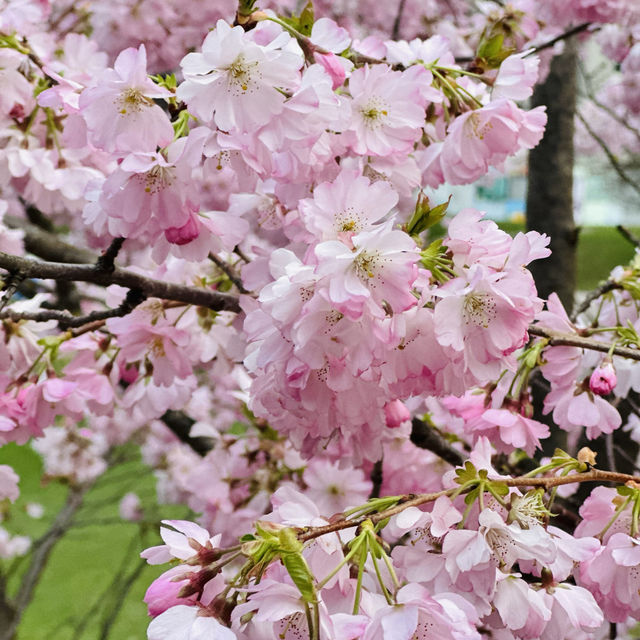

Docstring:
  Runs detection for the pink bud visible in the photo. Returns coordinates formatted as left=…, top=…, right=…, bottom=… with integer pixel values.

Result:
left=314, top=52, right=346, bottom=90
left=119, top=361, right=139, bottom=384
left=384, top=399, right=411, bottom=428
left=589, top=360, right=617, bottom=395
left=164, top=215, right=200, bottom=245
left=144, top=566, right=194, bottom=617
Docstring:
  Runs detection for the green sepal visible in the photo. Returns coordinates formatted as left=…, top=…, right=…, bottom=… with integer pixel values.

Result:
left=406, top=194, right=451, bottom=237
left=476, top=32, right=514, bottom=69
left=280, top=1, right=315, bottom=37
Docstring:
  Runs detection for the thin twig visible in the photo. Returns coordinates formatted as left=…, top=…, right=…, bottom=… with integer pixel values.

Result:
left=0, top=288, right=147, bottom=329
left=455, top=22, right=594, bottom=64
left=617, top=225, right=640, bottom=247
left=0, top=271, right=24, bottom=313
left=576, top=110, right=640, bottom=198
left=209, top=253, right=248, bottom=293
left=98, top=559, right=147, bottom=640
left=525, top=22, right=594, bottom=57
left=571, top=280, right=622, bottom=321
left=297, top=468, right=640, bottom=542
left=391, top=0, right=407, bottom=40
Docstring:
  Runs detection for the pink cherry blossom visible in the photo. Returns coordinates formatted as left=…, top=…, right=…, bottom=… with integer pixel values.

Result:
left=177, top=20, right=303, bottom=132
left=79, top=45, right=173, bottom=153
left=343, top=64, right=429, bottom=156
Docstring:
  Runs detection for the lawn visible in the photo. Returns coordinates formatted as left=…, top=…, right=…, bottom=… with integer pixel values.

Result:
left=499, top=223, right=639, bottom=291
left=0, top=444, right=189, bottom=640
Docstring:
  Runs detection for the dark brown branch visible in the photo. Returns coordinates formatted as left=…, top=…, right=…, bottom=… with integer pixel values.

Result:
left=0, top=252, right=241, bottom=313
left=391, top=0, right=407, bottom=40
left=525, top=22, right=593, bottom=57
left=96, top=237, right=125, bottom=273
left=455, top=22, right=594, bottom=64
left=0, top=272, right=25, bottom=313
left=4, top=215, right=97, bottom=264
left=528, top=325, right=640, bottom=360
left=161, top=410, right=214, bottom=457
left=410, top=418, right=465, bottom=467
left=0, top=288, right=147, bottom=329
left=209, top=253, right=248, bottom=293
left=617, top=225, right=640, bottom=248
left=369, top=459, right=383, bottom=499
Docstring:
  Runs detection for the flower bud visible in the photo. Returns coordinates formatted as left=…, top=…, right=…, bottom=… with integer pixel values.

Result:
left=589, top=359, right=617, bottom=395
left=164, top=215, right=200, bottom=245
left=383, top=399, right=410, bottom=428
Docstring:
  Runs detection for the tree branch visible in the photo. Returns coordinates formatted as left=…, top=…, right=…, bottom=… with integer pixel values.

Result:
left=298, top=467, right=640, bottom=542
left=410, top=418, right=465, bottom=467
left=95, top=237, right=125, bottom=273
left=4, top=216, right=97, bottom=264
left=0, top=289, right=147, bottom=329
left=617, top=224, right=640, bottom=247
left=525, top=22, right=593, bottom=57
left=0, top=252, right=241, bottom=313
left=576, top=110, right=640, bottom=199
left=571, top=280, right=623, bottom=321
left=208, top=253, right=248, bottom=293
left=528, top=325, right=640, bottom=360
left=161, top=410, right=214, bottom=457
left=391, top=0, right=407, bottom=40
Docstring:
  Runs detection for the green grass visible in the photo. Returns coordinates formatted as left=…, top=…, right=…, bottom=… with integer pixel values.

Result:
left=0, top=444, right=189, bottom=640
left=498, top=223, right=639, bottom=290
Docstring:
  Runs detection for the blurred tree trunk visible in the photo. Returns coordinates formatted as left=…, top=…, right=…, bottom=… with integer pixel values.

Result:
left=526, top=40, right=578, bottom=456
left=526, top=39, right=578, bottom=311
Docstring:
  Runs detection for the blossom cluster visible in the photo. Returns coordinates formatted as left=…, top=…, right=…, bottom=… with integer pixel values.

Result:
left=0, top=1, right=640, bottom=639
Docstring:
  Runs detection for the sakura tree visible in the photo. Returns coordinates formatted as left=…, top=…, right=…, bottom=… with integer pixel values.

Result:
left=1, top=0, right=640, bottom=639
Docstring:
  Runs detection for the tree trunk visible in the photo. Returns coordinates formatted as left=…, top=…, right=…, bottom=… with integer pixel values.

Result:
left=526, top=40, right=578, bottom=311
left=526, top=41, right=578, bottom=457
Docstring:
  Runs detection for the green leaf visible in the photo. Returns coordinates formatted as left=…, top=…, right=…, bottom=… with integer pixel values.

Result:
left=477, top=33, right=504, bottom=62
left=464, top=487, right=481, bottom=505
left=281, top=552, right=316, bottom=602
left=455, top=461, right=478, bottom=486
left=407, top=194, right=451, bottom=236
left=228, top=421, right=249, bottom=436
left=487, top=480, right=509, bottom=497
left=476, top=32, right=514, bottom=69
left=298, top=1, right=315, bottom=36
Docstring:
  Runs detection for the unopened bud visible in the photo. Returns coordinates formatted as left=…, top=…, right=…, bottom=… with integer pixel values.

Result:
left=383, top=399, right=410, bottom=428
left=165, top=215, right=200, bottom=246
left=589, top=360, right=617, bottom=395
left=577, top=447, right=597, bottom=467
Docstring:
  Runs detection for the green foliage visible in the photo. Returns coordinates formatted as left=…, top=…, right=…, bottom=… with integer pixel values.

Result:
left=406, top=194, right=451, bottom=237
left=0, top=444, right=189, bottom=640
left=279, top=1, right=314, bottom=37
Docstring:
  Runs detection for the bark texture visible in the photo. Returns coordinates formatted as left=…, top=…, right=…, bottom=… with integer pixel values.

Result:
left=526, top=40, right=578, bottom=311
